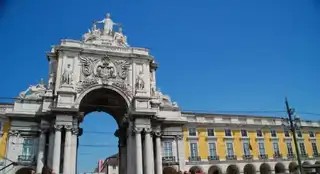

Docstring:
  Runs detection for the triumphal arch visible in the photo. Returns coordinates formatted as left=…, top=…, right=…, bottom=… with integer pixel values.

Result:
left=0, top=13, right=186, bottom=174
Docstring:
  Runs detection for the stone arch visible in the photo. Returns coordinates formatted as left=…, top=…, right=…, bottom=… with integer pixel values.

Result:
left=189, top=166, right=203, bottom=174
left=288, top=161, right=298, bottom=173
left=274, top=162, right=286, bottom=173
left=226, top=164, right=240, bottom=174
left=243, top=164, right=256, bottom=174
left=208, top=165, right=222, bottom=174
left=15, top=167, right=35, bottom=174
left=163, top=166, right=177, bottom=174
left=77, top=86, right=131, bottom=125
left=302, top=161, right=312, bottom=174
left=260, top=163, right=271, bottom=174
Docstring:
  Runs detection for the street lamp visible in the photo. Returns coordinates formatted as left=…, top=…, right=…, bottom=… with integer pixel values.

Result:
left=282, top=98, right=303, bottom=174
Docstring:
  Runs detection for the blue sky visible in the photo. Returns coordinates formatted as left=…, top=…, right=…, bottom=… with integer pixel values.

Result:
left=0, top=0, right=319, bottom=172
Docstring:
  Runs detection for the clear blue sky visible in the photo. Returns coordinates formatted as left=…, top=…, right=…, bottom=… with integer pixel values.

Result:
left=0, top=0, right=319, bottom=172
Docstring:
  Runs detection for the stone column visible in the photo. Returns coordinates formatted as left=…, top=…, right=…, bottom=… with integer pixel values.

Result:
left=134, top=127, right=143, bottom=174
left=144, top=128, right=155, bottom=174
left=36, top=128, right=47, bottom=173
left=52, top=125, right=63, bottom=174
left=120, top=145, right=127, bottom=174
left=70, top=128, right=79, bottom=174
left=47, top=131, right=54, bottom=168
left=155, top=132, right=162, bottom=174
left=63, top=125, right=72, bottom=174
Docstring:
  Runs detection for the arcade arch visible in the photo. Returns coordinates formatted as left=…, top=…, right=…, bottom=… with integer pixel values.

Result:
left=288, top=162, right=298, bottom=173
left=259, top=163, right=271, bottom=174
left=15, top=167, right=35, bottom=174
left=226, top=164, right=240, bottom=174
left=274, top=162, right=286, bottom=173
left=243, top=164, right=256, bottom=174
left=163, top=166, right=177, bottom=174
left=189, top=166, right=203, bottom=174
left=208, top=165, right=222, bottom=174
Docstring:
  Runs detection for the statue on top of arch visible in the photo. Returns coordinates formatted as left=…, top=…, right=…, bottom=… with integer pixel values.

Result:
left=82, top=13, right=129, bottom=47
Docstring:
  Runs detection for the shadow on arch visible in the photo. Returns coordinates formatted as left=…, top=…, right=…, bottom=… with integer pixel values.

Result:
left=15, top=167, right=35, bottom=174
left=77, top=86, right=131, bottom=126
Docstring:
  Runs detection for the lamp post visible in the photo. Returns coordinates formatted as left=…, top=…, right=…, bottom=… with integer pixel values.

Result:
left=282, top=98, right=303, bottom=174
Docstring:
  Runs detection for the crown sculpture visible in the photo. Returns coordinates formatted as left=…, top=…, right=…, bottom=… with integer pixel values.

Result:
left=82, top=13, right=129, bottom=47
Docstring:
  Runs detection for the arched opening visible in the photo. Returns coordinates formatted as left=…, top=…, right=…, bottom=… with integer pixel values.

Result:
left=288, top=162, right=298, bottom=173
left=163, top=167, right=177, bottom=174
left=226, top=165, right=240, bottom=174
left=302, top=161, right=312, bottom=174
left=15, top=167, right=35, bottom=174
left=208, top=165, right=222, bottom=174
left=260, top=163, right=271, bottom=174
left=275, top=162, right=286, bottom=173
left=243, top=164, right=256, bottom=174
left=189, top=166, right=203, bottom=174
left=77, top=87, right=129, bottom=173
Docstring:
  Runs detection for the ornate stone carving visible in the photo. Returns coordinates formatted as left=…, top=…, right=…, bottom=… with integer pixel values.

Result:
left=79, top=56, right=98, bottom=77
left=154, top=132, right=162, bottom=137
left=54, top=125, right=63, bottom=131
left=150, top=88, right=179, bottom=110
left=38, top=127, right=48, bottom=134
left=133, top=127, right=143, bottom=134
left=94, top=55, right=117, bottom=80
left=144, top=128, right=152, bottom=134
left=82, top=13, right=129, bottom=47
left=61, top=64, right=73, bottom=85
left=135, top=71, right=145, bottom=90
left=176, top=134, right=183, bottom=140
left=64, top=125, right=73, bottom=131
left=18, top=79, right=46, bottom=100
left=72, top=128, right=79, bottom=135
left=77, top=54, right=133, bottom=97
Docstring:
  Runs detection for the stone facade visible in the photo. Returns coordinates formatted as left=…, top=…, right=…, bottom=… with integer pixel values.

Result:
left=0, top=13, right=319, bottom=174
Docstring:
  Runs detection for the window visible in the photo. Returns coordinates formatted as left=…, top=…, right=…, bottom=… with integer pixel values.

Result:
left=273, top=142, right=280, bottom=155
left=225, top=129, right=232, bottom=136
left=312, top=142, right=318, bottom=155
left=299, top=142, right=307, bottom=155
left=243, top=142, right=250, bottom=155
left=188, top=128, right=197, bottom=136
left=22, top=138, right=34, bottom=157
left=256, top=130, right=263, bottom=137
left=207, top=129, right=215, bottom=136
left=287, top=142, right=293, bottom=155
left=270, top=130, right=277, bottom=137
left=241, top=129, right=248, bottom=137
left=226, top=142, right=234, bottom=156
left=208, top=143, right=217, bottom=157
left=163, top=142, right=173, bottom=157
left=297, top=131, right=303, bottom=138
left=190, top=143, right=198, bottom=157
left=258, top=142, right=265, bottom=155
left=309, top=131, right=315, bottom=138
left=284, top=130, right=290, bottom=137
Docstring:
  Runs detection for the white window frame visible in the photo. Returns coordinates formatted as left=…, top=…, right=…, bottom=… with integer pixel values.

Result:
left=208, top=141, right=218, bottom=157
left=270, top=129, right=277, bottom=137
left=225, top=141, right=235, bottom=156
left=286, top=142, right=294, bottom=155
left=256, top=130, right=264, bottom=138
left=224, top=129, right=232, bottom=137
left=206, top=128, right=215, bottom=137
left=188, top=127, right=197, bottom=136
left=311, top=141, right=319, bottom=155
left=272, top=142, right=280, bottom=154
left=258, top=140, right=266, bottom=155
left=241, top=129, right=248, bottom=137
left=189, top=141, right=199, bottom=158
left=242, top=141, right=251, bottom=156
left=162, top=141, right=173, bottom=157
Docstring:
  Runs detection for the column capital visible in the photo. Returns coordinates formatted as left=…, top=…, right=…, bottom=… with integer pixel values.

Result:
left=54, top=125, right=63, bottom=131
left=154, top=131, right=162, bottom=137
left=64, top=125, right=73, bottom=131
left=72, top=128, right=80, bottom=135
left=38, top=127, right=48, bottom=134
left=176, top=134, right=183, bottom=140
left=144, top=128, right=152, bottom=134
left=133, top=127, right=143, bottom=134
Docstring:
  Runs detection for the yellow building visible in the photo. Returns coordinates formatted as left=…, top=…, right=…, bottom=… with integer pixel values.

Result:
left=182, top=112, right=320, bottom=174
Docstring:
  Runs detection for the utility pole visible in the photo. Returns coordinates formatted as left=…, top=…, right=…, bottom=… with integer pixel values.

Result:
left=285, top=98, right=303, bottom=174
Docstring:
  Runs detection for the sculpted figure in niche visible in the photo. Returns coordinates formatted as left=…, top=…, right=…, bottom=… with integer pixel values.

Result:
left=135, top=71, right=145, bottom=90
left=62, top=64, right=73, bottom=85
left=96, top=13, right=119, bottom=35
